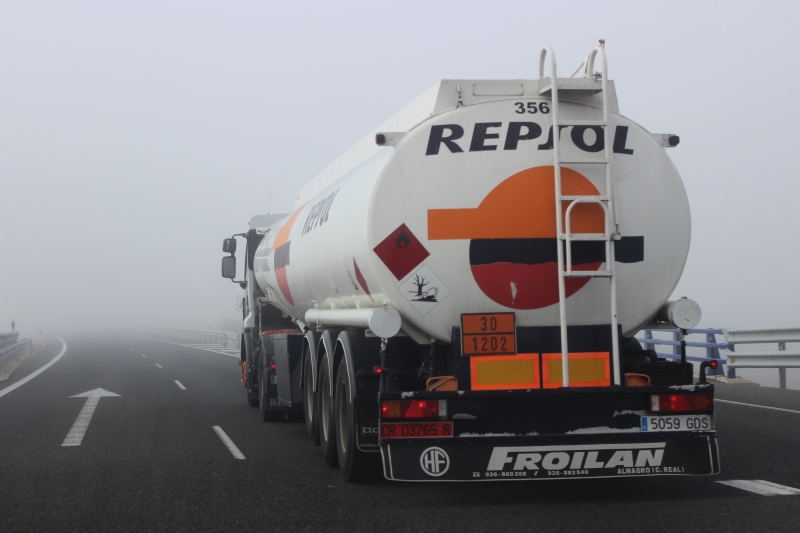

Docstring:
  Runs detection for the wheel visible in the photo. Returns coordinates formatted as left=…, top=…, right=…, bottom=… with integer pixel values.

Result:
left=335, top=358, right=382, bottom=482
left=317, top=353, right=338, bottom=467
left=303, top=347, right=320, bottom=444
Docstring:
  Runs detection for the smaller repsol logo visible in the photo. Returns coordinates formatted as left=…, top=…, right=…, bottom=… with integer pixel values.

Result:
left=426, top=123, right=635, bottom=156
left=302, top=188, right=339, bottom=236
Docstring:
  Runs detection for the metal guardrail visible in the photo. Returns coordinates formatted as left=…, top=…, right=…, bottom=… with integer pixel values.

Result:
left=0, top=337, right=31, bottom=364
left=723, top=326, right=800, bottom=389
left=0, top=331, right=20, bottom=352
left=636, top=326, right=800, bottom=388
left=135, top=327, right=240, bottom=349
left=637, top=328, right=728, bottom=376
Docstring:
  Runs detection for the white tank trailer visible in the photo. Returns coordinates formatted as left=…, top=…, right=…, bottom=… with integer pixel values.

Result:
left=222, top=44, right=718, bottom=482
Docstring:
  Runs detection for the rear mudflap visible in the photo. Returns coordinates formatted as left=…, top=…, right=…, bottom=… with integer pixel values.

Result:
left=381, top=435, right=720, bottom=481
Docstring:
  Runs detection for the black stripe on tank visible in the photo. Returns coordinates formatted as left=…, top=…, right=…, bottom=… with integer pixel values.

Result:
left=468, top=237, right=643, bottom=266
left=274, top=241, right=291, bottom=269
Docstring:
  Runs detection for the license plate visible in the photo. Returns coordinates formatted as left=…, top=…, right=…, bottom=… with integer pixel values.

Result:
left=381, top=422, right=454, bottom=439
left=641, top=415, right=713, bottom=432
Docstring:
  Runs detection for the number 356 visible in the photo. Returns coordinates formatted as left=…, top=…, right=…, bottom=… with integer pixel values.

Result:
left=514, top=102, right=550, bottom=114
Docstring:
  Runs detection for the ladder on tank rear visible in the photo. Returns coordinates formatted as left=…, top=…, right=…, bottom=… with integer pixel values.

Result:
left=538, top=42, right=621, bottom=387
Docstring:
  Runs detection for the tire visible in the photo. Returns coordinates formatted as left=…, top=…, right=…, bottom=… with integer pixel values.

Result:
left=335, top=358, right=381, bottom=482
left=303, top=347, right=320, bottom=444
left=317, top=353, right=338, bottom=467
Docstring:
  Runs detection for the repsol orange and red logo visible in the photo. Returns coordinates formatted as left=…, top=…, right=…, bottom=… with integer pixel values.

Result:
left=428, top=166, right=643, bottom=310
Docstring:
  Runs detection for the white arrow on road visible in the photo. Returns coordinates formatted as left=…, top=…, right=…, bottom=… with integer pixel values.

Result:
left=61, top=388, right=120, bottom=447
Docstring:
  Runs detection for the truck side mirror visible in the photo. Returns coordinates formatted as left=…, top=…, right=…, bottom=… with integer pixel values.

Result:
left=223, top=238, right=237, bottom=253
left=221, top=256, right=236, bottom=279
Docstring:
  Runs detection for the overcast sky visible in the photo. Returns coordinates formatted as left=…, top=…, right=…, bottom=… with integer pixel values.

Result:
left=2, top=0, right=799, bottom=382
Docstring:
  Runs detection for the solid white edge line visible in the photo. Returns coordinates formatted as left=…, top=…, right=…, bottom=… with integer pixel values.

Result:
left=0, top=336, right=67, bottom=399
left=126, top=334, right=240, bottom=358
left=174, top=380, right=186, bottom=390
left=717, top=479, right=800, bottom=496
left=716, top=399, right=800, bottom=414
left=212, top=426, right=245, bottom=459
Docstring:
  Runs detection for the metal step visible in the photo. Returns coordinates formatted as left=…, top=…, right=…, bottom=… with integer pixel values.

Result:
left=558, top=157, right=609, bottom=164
left=557, top=120, right=607, bottom=126
left=560, top=233, right=609, bottom=241
left=563, top=271, right=612, bottom=278
left=539, top=77, right=603, bottom=95
left=560, top=195, right=610, bottom=201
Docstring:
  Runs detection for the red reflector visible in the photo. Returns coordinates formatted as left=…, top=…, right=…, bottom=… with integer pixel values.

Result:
left=373, top=366, right=382, bottom=374
left=710, top=360, right=719, bottom=369
left=270, top=361, right=276, bottom=371
left=651, top=393, right=713, bottom=412
left=380, top=399, right=444, bottom=419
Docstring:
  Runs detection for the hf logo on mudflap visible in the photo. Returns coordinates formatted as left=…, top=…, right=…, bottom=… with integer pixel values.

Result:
left=420, top=447, right=450, bottom=477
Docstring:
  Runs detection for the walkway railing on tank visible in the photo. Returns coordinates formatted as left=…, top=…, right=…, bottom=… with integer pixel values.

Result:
left=636, top=326, right=800, bottom=388
left=134, top=327, right=240, bottom=349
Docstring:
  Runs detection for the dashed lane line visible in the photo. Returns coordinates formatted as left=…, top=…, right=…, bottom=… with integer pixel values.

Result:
left=212, top=426, right=245, bottom=460
left=0, top=337, right=67, bottom=399
left=155, top=364, right=162, bottom=369
left=126, top=334, right=240, bottom=358
left=716, top=399, right=800, bottom=414
left=141, top=354, right=146, bottom=358
left=174, top=380, right=186, bottom=390
left=717, top=480, right=800, bottom=496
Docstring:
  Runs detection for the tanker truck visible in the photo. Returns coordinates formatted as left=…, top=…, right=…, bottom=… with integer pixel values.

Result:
left=221, top=43, right=719, bottom=482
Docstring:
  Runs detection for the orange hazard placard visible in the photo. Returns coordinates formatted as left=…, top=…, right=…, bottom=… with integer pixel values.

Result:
left=461, top=313, right=516, bottom=355
left=470, top=353, right=540, bottom=390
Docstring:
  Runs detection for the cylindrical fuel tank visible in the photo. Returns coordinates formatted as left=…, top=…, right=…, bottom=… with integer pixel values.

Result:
left=254, top=94, right=690, bottom=342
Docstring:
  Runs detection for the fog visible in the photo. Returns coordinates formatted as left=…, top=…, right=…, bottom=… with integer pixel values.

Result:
left=2, top=1, right=799, bottom=385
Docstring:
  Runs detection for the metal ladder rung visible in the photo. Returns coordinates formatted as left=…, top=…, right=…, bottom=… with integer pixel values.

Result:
left=560, top=233, right=609, bottom=241
left=563, top=271, right=612, bottom=278
left=560, top=195, right=610, bottom=201
left=557, top=120, right=607, bottom=126
left=558, top=158, right=609, bottom=164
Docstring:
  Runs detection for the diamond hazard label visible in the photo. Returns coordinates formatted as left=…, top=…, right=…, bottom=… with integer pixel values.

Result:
left=373, top=223, right=430, bottom=280
left=398, top=264, right=451, bottom=316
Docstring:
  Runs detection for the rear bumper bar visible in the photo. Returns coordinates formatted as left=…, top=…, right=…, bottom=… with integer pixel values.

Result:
left=377, top=385, right=719, bottom=481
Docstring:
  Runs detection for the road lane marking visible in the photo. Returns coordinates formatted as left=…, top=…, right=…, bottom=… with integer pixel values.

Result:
left=174, top=380, right=186, bottom=390
left=126, top=334, right=240, bottom=358
left=155, top=364, right=162, bottom=369
left=0, top=336, right=67, bottom=399
left=717, top=480, right=800, bottom=496
left=212, top=426, right=245, bottom=459
left=716, top=399, right=800, bottom=414
left=129, top=348, right=134, bottom=351
left=141, top=354, right=146, bottom=358
left=62, top=388, right=120, bottom=446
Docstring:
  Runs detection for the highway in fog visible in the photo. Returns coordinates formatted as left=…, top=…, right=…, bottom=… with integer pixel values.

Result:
left=1, top=335, right=799, bottom=532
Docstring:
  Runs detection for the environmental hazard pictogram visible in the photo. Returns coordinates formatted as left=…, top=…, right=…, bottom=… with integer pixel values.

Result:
left=373, top=223, right=430, bottom=281
left=427, top=166, right=643, bottom=310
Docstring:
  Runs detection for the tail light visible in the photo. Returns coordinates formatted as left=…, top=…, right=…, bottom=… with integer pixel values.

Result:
left=381, top=399, right=447, bottom=419
left=270, top=361, right=276, bottom=371
left=650, top=393, right=713, bottom=413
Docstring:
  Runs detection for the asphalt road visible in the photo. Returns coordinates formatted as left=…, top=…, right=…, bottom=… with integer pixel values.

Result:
left=1, top=334, right=799, bottom=532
